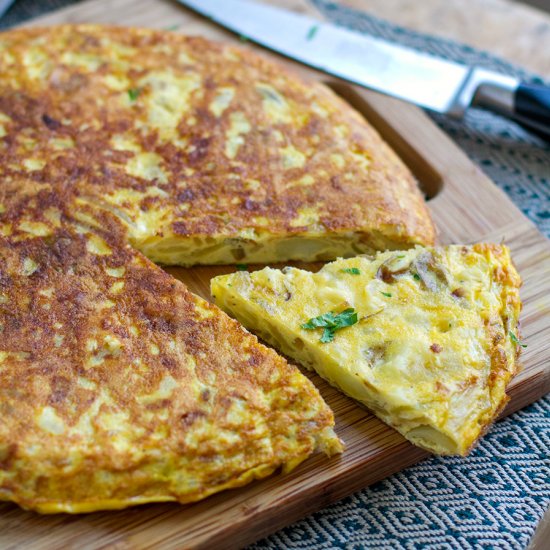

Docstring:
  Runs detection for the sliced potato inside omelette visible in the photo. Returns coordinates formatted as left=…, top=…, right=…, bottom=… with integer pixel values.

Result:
left=211, top=245, right=522, bottom=456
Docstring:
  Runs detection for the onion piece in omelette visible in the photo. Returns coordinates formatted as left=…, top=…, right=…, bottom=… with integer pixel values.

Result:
left=211, top=245, right=523, bottom=456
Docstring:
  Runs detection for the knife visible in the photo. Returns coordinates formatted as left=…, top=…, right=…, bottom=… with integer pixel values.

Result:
left=176, top=0, right=550, bottom=141
left=0, top=0, right=16, bottom=20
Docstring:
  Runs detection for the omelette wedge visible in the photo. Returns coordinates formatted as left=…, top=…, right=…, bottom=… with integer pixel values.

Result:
left=0, top=195, right=342, bottom=513
left=211, top=245, right=523, bottom=455
left=0, top=25, right=434, bottom=266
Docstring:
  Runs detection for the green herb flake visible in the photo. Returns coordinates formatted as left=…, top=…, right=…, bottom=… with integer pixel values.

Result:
left=509, top=331, right=527, bottom=348
left=340, top=267, right=361, bottom=275
left=128, top=88, right=141, bottom=101
left=380, top=291, right=392, bottom=298
left=301, top=308, right=358, bottom=343
left=396, top=254, right=406, bottom=259
left=412, top=273, right=421, bottom=281
left=238, top=34, right=250, bottom=43
left=306, top=25, right=319, bottom=41
left=235, top=264, right=248, bottom=271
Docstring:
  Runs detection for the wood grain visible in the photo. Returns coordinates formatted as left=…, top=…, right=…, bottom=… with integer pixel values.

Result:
left=1, top=0, right=549, bottom=548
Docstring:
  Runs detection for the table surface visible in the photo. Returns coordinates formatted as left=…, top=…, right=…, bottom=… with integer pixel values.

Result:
left=3, top=0, right=550, bottom=76
left=334, top=2, right=550, bottom=547
left=0, top=0, right=548, bottom=547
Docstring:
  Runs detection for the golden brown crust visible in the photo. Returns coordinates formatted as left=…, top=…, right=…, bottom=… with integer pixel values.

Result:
left=0, top=22, right=441, bottom=512
left=0, top=199, right=341, bottom=513
left=464, top=243, right=522, bottom=454
left=0, top=25, right=435, bottom=265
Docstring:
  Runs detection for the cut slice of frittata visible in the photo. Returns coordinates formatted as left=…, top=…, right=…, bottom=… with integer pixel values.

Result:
left=211, top=245, right=523, bottom=456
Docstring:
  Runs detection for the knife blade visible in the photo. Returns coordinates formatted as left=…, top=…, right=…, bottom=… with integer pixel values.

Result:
left=176, top=0, right=550, bottom=140
left=0, top=0, right=16, bottom=20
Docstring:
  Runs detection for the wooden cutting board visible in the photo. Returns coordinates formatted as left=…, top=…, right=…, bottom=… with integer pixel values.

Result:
left=1, top=0, right=549, bottom=548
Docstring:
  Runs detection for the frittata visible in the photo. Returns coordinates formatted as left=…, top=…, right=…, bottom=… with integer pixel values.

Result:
left=0, top=24, right=434, bottom=266
left=0, top=188, right=342, bottom=513
left=211, top=245, right=523, bottom=455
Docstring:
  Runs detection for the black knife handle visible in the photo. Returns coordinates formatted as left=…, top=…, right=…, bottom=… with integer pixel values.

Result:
left=513, top=83, right=550, bottom=141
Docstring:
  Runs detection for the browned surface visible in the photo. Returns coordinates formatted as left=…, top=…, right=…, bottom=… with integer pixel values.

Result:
left=0, top=191, right=340, bottom=513
left=0, top=24, right=434, bottom=266
left=0, top=0, right=548, bottom=548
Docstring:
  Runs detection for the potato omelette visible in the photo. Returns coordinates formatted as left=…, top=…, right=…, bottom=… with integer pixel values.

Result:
left=212, top=245, right=522, bottom=456
left=0, top=184, right=342, bottom=513
left=0, top=24, right=434, bottom=266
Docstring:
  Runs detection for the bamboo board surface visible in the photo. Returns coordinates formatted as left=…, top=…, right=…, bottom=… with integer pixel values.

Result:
left=1, top=0, right=549, bottom=548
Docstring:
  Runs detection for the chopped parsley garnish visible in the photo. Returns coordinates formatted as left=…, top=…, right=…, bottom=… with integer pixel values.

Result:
left=128, top=88, right=141, bottom=101
left=412, top=273, right=421, bottom=281
left=306, top=25, right=319, bottom=40
left=509, top=331, right=527, bottom=348
left=235, top=264, right=248, bottom=271
left=301, top=308, right=358, bottom=343
left=380, top=291, right=392, bottom=298
left=396, top=254, right=406, bottom=258
left=340, top=267, right=361, bottom=275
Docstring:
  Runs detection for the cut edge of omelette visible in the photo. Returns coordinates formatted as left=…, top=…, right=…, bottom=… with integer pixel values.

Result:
left=0, top=205, right=342, bottom=514
left=211, top=244, right=523, bottom=456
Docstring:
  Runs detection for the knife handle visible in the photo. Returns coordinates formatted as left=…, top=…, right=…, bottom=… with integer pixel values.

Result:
left=472, top=74, right=550, bottom=143
left=513, top=83, right=550, bottom=142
